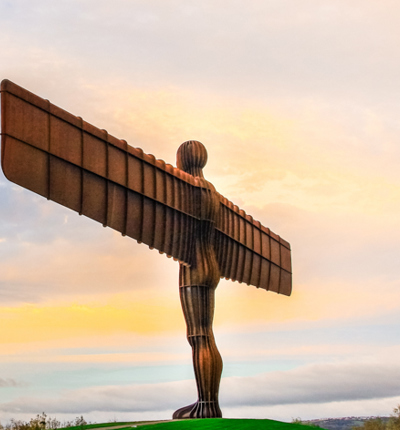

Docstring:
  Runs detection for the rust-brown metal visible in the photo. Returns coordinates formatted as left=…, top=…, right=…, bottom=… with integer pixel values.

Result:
left=174, top=141, right=223, bottom=418
left=0, top=79, right=292, bottom=418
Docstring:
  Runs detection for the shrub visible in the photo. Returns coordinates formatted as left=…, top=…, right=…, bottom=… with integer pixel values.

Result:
left=0, top=413, right=88, bottom=430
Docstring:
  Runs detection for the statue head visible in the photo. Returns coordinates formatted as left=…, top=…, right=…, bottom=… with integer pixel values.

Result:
left=176, top=140, right=208, bottom=177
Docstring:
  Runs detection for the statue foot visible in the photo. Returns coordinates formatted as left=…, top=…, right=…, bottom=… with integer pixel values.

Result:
left=172, top=401, right=222, bottom=419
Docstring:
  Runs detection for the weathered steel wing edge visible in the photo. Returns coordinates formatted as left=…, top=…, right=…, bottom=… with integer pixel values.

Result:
left=0, top=79, right=198, bottom=266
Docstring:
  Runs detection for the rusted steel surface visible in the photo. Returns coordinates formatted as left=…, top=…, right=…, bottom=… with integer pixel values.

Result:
left=0, top=79, right=292, bottom=295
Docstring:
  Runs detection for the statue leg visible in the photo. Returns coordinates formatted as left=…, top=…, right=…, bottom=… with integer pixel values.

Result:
left=173, top=285, right=223, bottom=419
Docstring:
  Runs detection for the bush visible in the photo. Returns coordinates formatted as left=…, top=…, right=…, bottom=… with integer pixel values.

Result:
left=0, top=413, right=88, bottom=430
left=352, top=418, right=387, bottom=430
left=388, top=405, right=400, bottom=430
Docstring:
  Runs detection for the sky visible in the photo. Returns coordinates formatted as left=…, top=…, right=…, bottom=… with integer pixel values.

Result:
left=1, top=0, right=400, bottom=424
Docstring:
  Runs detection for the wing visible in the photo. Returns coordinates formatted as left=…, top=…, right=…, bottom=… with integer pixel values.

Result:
left=0, top=79, right=197, bottom=266
left=215, top=195, right=292, bottom=296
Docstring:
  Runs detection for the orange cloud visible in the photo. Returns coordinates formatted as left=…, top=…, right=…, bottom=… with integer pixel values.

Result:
left=0, top=295, right=184, bottom=345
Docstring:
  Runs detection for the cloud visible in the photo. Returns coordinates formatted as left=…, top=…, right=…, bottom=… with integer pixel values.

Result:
left=1, top=360, right=400, bottom=415
left=2, top=0, right=400, bottom=107
left=0, top=378, right=24, bottom=387
left=222, top=361, right=400, bottom=407
left=0, top=174, right=181, bottom=305
left=0, top=297, right=186, bottom=343
left=0, top=379, right=194, bottom=414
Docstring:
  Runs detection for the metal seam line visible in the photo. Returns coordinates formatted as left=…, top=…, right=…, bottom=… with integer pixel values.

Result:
left=122, top=139, right=128, bottom=237
left=46, top=99, right=51, bottom=200
left=103, top=129, right=109, bottom=227
left=77, top=116, right=84, bottom=215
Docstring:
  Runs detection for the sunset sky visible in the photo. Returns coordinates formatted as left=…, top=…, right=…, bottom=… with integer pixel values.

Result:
left=1, top=0, right=400, bottom=424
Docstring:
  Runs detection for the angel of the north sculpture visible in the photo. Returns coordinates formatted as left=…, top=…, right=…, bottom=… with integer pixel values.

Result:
left=0, top=79, right=292, bottom=419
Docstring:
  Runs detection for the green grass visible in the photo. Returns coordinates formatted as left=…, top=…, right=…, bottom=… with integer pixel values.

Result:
left=140, top=419, right=317, bottom=430
left=66, top=418, right=318, bottom=430
left=64, top=423, right=142, bottom=430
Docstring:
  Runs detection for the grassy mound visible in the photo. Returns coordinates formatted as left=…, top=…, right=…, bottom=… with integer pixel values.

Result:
left=139, top=419, right=316, bottom=430
left=67, top=419, right=317, bottom=430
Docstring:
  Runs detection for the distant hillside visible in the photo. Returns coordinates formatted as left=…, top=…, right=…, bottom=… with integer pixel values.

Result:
left=303, top=417, right=390, bottom=430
